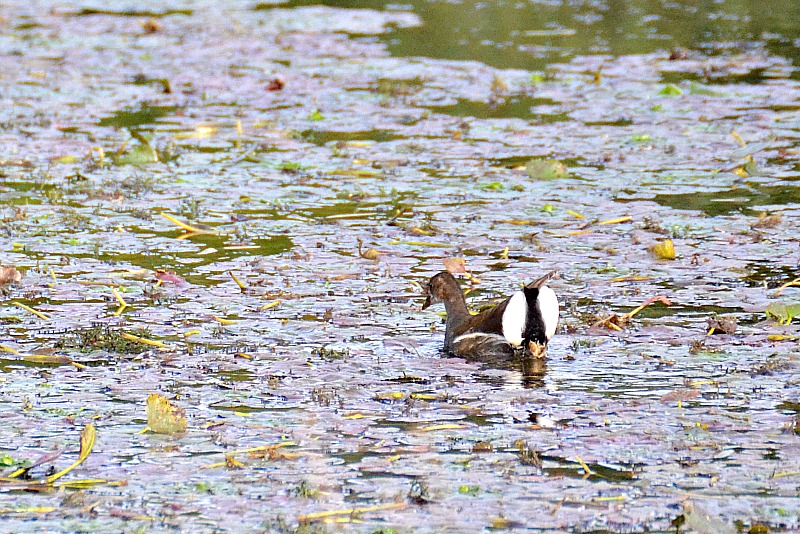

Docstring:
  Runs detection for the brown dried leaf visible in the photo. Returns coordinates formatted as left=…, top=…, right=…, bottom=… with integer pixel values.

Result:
left=0, top=266, right=22, bottom=285
left=752, top=212, right=782, bottom=229
left=442, top=257, right=466, bottom=274
left=155, top=270, right=186, bottom=284
left=707, top=315, right=737, bottom=335
left=660, top=389, right=699, bottom=403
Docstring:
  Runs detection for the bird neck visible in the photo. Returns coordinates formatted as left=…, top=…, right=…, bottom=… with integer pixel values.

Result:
left=442, top=292, right=471, bottom=346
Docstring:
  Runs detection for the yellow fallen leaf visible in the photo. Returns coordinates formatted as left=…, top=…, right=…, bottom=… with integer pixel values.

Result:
left=111, top=287, right=127, bottom=307
left=225, top=454, right=245, bottom=469
left=650, top=238, right=676, bottom=260
left=730, top=130, right=746, bottom=148
left=325, top=169, right=381, bottom=178
left=260, top=300, right=282, bottom=310
left=12, top=301, right=49, bottom=321
left=229, top=271, right=247, bottom=290
left=357, top=238, right=380, bottom=260
left=575, top=455, right=594, bottom=476
left=47, top=423, right=97, bottom=483
left=768, top=334, right=798, bottom=341
left=497, top=219, right=534, bottom=225
left=599, top=215, right=632, bottom=225
left=146, top=394, right=187, bottom=435
left=121, top=332, right=167, bottom=348
left=298, top=503, right=407, bottom=523
left=0, top=506, right=56, bottom=514
left=419, top=423, right=464, bottom=432
left=160, top=213, right=217, bottom=235
left=376, top=392, right=405, bottom=400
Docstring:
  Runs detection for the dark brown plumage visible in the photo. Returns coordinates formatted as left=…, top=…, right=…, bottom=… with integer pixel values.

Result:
left=423, top=271, right=559, bottom=359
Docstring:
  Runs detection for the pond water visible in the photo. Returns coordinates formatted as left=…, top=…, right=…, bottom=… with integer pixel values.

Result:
left=0, top=0, right=798, bottom=532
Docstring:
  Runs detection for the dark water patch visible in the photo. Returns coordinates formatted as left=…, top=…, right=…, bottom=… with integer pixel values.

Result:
left=71, top=8, right=193, bottom=17
left=284, top=0, right=800, bottom=70
left=661, top=68, right=772, bottom=86
left=541, top=455, right=638, bottom=482
left=584, top=118, right=634, bottom=127
left=635, top=186, right=800, bottom=216
left=488, top=155, right=547, bottom=169
left=16, top=234, right=293, bottom=283
left=213, top=369, right=256, bottom=383
left=487, top=155, right=595, bottom=170
left=0, top=357, right=66, bottom=371
left=14, top=22, right=43, bottom=31
left=178, top=144, right=231, bottom=154
left=99, top=105, right=180, bottom=129
left=742, top=263, right=800, bottom=288
left=372, top=419, right=418, bottom=431
left=300, top=200, right=379, bottom=219
left=300, top=129, right=406, bottom=146
left=426, top=96, right=562, bottom=120
left=625, top=303, right=742, bottom=322
left=462, top=413, right=502, bottom=427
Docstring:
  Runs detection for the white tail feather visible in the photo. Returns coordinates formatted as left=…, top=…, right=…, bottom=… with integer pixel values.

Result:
left=501, top=291, right=527, bottom=347
left=537, top=286, right=559, bottom=340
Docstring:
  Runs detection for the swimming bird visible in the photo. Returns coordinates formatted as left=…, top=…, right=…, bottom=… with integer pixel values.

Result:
left=422, top=270, right=559, bottom=359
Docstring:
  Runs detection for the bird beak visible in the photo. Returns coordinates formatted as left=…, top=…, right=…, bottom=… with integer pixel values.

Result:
left=422, top=295, right=432, bottom=310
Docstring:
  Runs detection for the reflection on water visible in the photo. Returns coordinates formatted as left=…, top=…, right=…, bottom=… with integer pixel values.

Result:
left=468, top=353, right=548, bottom=389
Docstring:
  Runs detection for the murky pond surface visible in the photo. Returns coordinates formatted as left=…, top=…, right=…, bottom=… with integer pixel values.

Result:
left=1, top=0, right=799, bottom=532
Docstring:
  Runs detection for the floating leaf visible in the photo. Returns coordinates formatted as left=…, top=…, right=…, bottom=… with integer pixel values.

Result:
left=308, top=110, right=323, bottom=121
left=659, top=84, right=682, bottom=96
left=765, top=302, right=800, bottom=325
left=688, top=82, right=720, bottom=96
left=114, top=141, right=158, bottom=166
left=539, top=203, right=556, bottom=214
left=526, top=159, right=569, bottom=180
left=478, top=181, right=504, bottom=191
left=146, top=394, right=187, bottom=435
left=650, top=239, right=675, bottom=260
left=458, top=485, right=480, bottom=495
left=53, top=155, right=78, bottom=164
